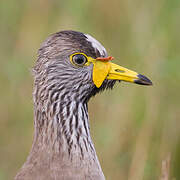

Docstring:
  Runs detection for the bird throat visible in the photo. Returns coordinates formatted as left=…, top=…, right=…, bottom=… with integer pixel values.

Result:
left=34, top=100, right=94, bottom=156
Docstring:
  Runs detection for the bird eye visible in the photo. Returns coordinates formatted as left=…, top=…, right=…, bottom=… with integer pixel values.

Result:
left=71, top=54, right=87, bottom=66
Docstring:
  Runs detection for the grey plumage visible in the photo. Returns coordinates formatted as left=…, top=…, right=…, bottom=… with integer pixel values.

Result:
left=15, top=31, right=116, bottom=180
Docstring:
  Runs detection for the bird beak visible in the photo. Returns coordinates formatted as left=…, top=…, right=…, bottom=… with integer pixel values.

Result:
left=92, top=56, right=152, bottom=88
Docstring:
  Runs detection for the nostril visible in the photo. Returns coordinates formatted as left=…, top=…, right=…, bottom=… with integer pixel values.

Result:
left=115, top=69, right=125, bottom=73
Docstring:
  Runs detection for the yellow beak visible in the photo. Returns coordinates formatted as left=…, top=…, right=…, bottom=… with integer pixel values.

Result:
left=92, top=60, right=152, bottom=88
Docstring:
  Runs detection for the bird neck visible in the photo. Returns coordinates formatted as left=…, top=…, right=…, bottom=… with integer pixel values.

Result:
left=28, top=92, right=103, bottom=173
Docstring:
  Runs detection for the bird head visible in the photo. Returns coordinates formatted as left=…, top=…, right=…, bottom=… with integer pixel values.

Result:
left=33, top=30, right=152, bottom=103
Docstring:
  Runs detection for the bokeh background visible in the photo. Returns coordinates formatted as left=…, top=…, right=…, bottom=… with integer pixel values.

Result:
left=0, top=0, right=180, bottom=179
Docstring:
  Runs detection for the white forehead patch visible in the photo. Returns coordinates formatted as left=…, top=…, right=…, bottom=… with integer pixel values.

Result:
left=85, top=34, right=107, bottom=57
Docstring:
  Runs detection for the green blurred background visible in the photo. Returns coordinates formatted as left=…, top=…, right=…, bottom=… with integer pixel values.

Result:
left=0, top=0, right=180, bottom=179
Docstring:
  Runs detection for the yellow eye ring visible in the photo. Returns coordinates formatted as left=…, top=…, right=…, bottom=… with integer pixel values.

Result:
left=70, top=53, right=88, bottom=67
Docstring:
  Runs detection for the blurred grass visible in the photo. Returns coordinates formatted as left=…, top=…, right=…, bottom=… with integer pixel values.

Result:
left=0, top=0, right=180, bottom=179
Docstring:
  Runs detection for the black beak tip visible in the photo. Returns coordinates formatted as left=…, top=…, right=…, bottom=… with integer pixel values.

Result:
left=135, top=74, right=153, bottom=86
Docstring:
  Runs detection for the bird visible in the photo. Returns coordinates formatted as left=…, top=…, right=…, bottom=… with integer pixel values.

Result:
left=15, top=30, right=152, bottom=180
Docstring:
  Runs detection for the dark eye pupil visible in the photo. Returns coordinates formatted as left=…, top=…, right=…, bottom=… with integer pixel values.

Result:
left=73, top=54, right=87, bottom=65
